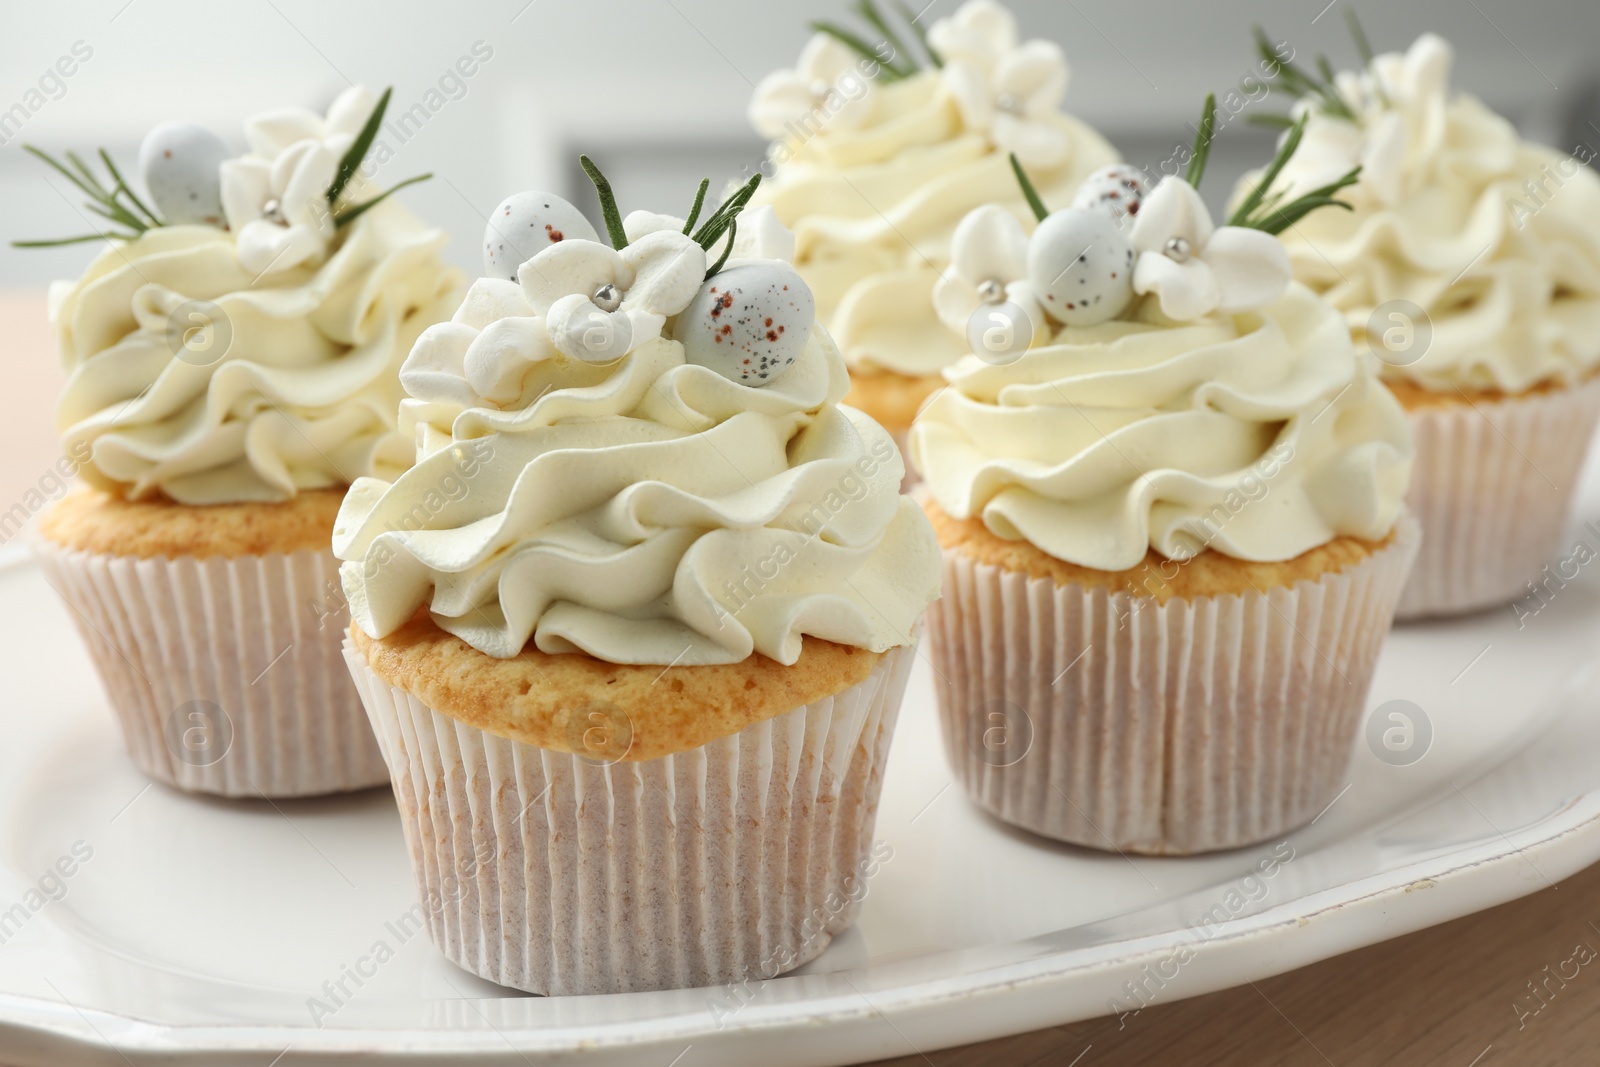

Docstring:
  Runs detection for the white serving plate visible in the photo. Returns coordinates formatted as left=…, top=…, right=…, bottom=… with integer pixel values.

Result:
left=1, top=469, right=1598, bottom=1067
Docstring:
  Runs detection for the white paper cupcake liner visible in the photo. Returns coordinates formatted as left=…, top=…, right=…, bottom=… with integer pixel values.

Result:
left=343, top=635, right=917, bottom=995
left=1398, top=376, right=1600, bottom=619
left=33, top=539, right=388, bottom=798
left=927, top=517, right=1420, bottom=855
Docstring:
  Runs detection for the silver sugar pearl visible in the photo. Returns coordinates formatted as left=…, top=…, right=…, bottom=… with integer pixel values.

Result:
left=592, top=282, right=623, bottom=312
left=995, top=93, right=1022, bottom=116
left=1164, top=236, right=1192, bottom=263
left=261, top=198, right=286, bottom=225
left=977, top=278, right=1005, bottom=304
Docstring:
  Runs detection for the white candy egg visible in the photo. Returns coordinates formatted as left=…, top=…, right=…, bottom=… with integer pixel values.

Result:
left=677, top=262, right=814, bottom=386
left=483, top=192, right=599, bottom=281
left=1071, top=164, right=1150, bottom=225
left=138, top=121, right=229, bottom=226
left=1027, top=208, right=1136, bottom=328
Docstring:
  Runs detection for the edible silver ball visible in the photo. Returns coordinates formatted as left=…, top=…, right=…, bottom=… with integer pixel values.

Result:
left=995, top=93, right=1022, bottom=115
left=1164, top=236, right=1192, bottom=263
left=592, top=283, right=622, bottom=312
left=977, top=278, right=1005, bottom=304
left=261, top=198, right=285, bottom=225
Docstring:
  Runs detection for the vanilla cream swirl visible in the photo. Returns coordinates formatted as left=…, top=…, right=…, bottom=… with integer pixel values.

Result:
left=333, top=278, right=940, bottom=666
left=910, top=284, right=1412, bottom=569
left=1256, top=36, right=1600, bottom=394
left=758, top=70, right=1117, bottom=379
left=51, top=204, right=463, bottom=504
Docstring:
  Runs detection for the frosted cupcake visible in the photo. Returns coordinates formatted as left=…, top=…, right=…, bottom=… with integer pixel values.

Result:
left=336, top=161, right=940, bottom=994
left=748, top=0, right=1119, bottom=449
left=27, top=87, right=464, bottom=797
left=1238, top=29, right=1600, bottom=617
left=911, top=115, right=1417, bottom=854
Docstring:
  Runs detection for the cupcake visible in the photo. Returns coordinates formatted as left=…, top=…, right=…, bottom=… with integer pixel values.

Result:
left=748, top=0, right=1119, bottom=455
left=336, top=160, right=940, bottom=994
left=1237, top=28, right=1600, bottom=617
left=26, top=87, right=464, bottom=797
left=910, top=114, right=1417, bottom=854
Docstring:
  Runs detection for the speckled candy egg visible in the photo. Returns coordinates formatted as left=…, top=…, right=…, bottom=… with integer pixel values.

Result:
left=678, top=262, right=814, bottom=386
left=1071, top=164, right=1150, bottom=225
left=1027, top=208, right=1135, bottom=327
left=138, top=121, right=229, bottom=226
left=483, top=192, right=599, bottom=281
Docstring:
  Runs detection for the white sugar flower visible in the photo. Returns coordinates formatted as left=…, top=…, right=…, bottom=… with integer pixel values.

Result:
left=1130, top=178, right=1290, bottom=321
left=1272, top=34, right=1454, bottom=208
left=929, top=0, right=1070, bottom=167
left=220, top=85, right=378, bottom=275
left=518, top=231, right=707, bottom=363
left=933, top=205, right=1041, bottom=336
left=748, top=33, right=875, bottom=141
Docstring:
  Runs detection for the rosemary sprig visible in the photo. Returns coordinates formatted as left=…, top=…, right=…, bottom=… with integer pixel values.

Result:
left=692, top=173, right=763, bottom=251
left=334, top=173, right=432, bottom=229
left=325, top=88, right=433, bottom=227
left=1228, top=112, right=1361, bottom=233
left=704, top=218, right=737, bottom=279
left=1009, top=152, right=1049, bottom=222
left=1253, top=26, right=1358, bottom=123
left=682, top=178, right=711, bottom=235
left=810, top=0, right=931, bottom=81
left=893, top=0, right=942, bottom=67
left=580, top=154, right=629, bottom=249
left=328, top=87, right=390, bottom=205
left=1186, top=93, right=1217, bottom=188
left=1345, top=9, right=1389, bottom=107
left=12, top=144, right=158, bottom=248
left=1247, top=112, right=1298, bottom=129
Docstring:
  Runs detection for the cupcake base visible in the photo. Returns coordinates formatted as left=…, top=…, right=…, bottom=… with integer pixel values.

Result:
left=33, top=490, right=388, bottom=798
left=927, top=514, right=1420, bottom=855
left=1393, top=376, right=1600, bottom=619
left=343, top=635, right=917, bottom=996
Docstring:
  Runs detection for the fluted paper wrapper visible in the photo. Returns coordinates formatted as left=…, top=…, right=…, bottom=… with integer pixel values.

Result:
left=33, top=540, right=388, bottom=797
left=928, top=518, right=1420, bottom=855
left=1398, top=377, right=1600, bottom=619
left=343, top=636, right=917, bottom=996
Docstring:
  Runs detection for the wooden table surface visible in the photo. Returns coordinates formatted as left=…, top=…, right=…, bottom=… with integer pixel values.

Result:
left=865, top=858, right=1600, bottom=1066
left=8, top=291, right=1598, bottom=1065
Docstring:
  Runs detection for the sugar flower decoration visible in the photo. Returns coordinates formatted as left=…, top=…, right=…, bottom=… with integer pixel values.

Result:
left=933, top=204, right=1041, bottom=335
left=928, top=0, right=1070, bottom=167
left=518, top=231, right=706, bottom=363
left=1254, top=30, right=1454, bottom=208
left=1130, top=178, right=1291, bottom=322
left=748, top=34, right=875, bottom=141
left=220, top=86, right=378, bottom=275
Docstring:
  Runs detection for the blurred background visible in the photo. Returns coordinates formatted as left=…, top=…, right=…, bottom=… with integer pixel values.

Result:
left=1, top=0, right=1598, bottom=501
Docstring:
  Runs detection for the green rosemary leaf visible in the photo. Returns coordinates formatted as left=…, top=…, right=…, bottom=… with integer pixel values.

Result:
left=1186, top=93, right=1218, bottom=188
left=580, top=154, right=629, bottom=249
left=23, top=145, right=103, bottom=203
left=810, top=21, right=908, bottom=80
left=1227, top=112, right=1306, bottom=226
left=12, top=232, right=132, bottom=248
left=85, top=196, right=147, bottom=233
left=1247, top=112, right=1299, bottom=129
left=332, top=173, right=432, bottom=228
left=1009, top=153, right=1048, bottom=222
left=1346, top=8, right=1375, bottom=66
left=704, top=217, right=737, bottom=279
left=895, top=0, right=942, bottom=67
left=682, top=178, right=711, bottom=234
left=1251, top=195, right=1354, bottom=235
left=64, top=150, right=111, bottom=199
left=1294, top=165, right=1363, bottom=204
left=692, top=173, right=763, bottom=250
left=99, top=148, right=161, bottom=227
left=328, top=87, right=391, bottom=206
left=855, top=0, right=914, bottom=74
